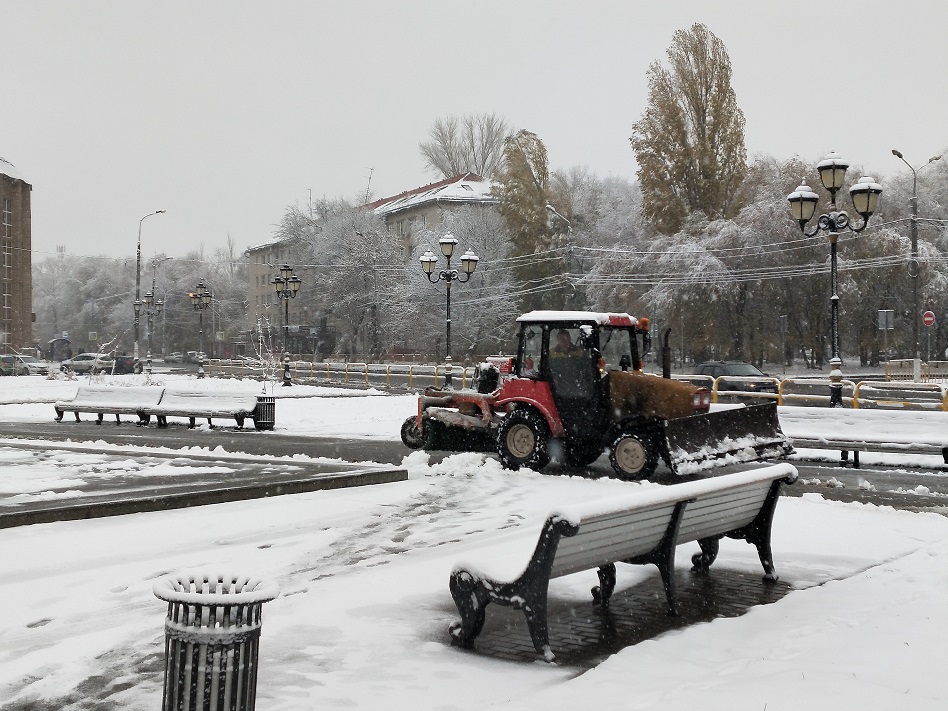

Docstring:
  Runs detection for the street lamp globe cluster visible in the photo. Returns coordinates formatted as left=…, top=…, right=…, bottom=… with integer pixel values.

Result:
left=134, top=291, right=163, bottom=376
left=420, top=234, right=479, bottom=389
left=189, top=279, right=212, bottom=379
left=787, top=152, right=883, bottom=406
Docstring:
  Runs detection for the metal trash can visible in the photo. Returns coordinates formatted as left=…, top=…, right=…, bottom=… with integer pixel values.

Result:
left=154, top=572, right=280, bottom=711
left=253, top=396, right=275, bottom=431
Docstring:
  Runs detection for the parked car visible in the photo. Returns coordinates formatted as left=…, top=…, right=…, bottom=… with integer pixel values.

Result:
left=0, top=354, right=50, bottom=376
left=164, top=352, right=184, bottom=363
left=60, top=353, right=115, bottom=374
left=693, top=361, right=779, bottom=394
left=112, top=355, right=141, bottom=374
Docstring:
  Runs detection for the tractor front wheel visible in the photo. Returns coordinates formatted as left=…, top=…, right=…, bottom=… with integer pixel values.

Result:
left=609, top=431, right=659, bottom=481
left=400, top=415, right=424, bottom=449
left=497, top=409, right=550, bottom=471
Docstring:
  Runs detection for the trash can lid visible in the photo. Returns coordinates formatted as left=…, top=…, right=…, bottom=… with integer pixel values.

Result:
left=153, top=571, right=280, bottom=605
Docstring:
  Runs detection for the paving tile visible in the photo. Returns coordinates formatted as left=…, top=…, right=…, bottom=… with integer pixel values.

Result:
left=459, top=567, right=792, bottom=667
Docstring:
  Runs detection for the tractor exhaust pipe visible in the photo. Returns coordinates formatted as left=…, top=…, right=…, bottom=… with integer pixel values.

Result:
left=662, top=328, right=672, bottom=379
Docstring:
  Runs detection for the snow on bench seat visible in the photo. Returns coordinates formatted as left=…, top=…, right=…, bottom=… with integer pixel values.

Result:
left=142, top=389, right=262, bottom=429
left=54, top=386, right=165, bottom=424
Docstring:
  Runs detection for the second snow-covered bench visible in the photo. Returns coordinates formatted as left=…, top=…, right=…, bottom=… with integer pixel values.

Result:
left=142, top=389, right=264, bottom=429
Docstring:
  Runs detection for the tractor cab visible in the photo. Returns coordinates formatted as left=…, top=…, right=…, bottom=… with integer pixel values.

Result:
left=512, top=311, right=650, bottom=444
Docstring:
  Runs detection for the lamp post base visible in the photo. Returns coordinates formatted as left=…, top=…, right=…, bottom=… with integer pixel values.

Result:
left=829, top=357, right=843, bottom=408
left=443, top=356, right=454, bottom=390
left=282, top=356, right=292, bottom=387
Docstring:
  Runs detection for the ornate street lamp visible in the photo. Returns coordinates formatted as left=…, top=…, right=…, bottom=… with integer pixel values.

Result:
left=134, top=210, right=165, bottom=360
left=189, top=279, right=212, bottom=379
left=137, top=290, right=163, bottom=376
left=891, top=149, right=942, bottom=382
left=272, top=264, right=302, bottom=386
left=788, top=152, right=882, bottom=406
left=421, top=234, right=479, bottom=389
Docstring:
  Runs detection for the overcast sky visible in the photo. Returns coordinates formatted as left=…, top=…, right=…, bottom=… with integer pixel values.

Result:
left=3, top=0, right=947, bottom=264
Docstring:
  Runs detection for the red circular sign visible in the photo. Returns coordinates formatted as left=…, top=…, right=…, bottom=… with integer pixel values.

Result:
left=923, top=310, right=936, bottom=327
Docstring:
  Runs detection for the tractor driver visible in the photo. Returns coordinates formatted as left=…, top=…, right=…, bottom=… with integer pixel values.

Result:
left=553, top=329, right=579, bottom=355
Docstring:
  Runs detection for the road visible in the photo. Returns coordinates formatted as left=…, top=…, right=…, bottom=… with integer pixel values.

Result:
left=0, top=419, right=945, bottom=524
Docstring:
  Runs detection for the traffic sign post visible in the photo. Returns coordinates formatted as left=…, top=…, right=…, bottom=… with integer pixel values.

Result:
left=923, top=311, right=936, bottom=363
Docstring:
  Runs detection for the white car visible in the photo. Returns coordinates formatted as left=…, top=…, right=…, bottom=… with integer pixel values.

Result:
left=60, top=353, right=115, bottom=374
left=0, top=354, right=50, bottom=376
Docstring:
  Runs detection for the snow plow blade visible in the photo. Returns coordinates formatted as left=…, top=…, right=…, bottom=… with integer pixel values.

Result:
left=663, top=403, right=791, bottom=476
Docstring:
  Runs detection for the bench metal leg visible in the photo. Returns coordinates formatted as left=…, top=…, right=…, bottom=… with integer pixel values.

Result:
left=723, top=478, right=788, bottom=582
left=691, top=537, right=721, bottom=574
left=448, top=516, right=578, bottom=662
left=592, top=564, right=616, bottom=606
left=74, top=412, right=81, bottom=422
left=96, top=413, right=104, bottom=425
left=624, top=500, right=689, bottom=616
left=54, top=409, right=63, bottom=422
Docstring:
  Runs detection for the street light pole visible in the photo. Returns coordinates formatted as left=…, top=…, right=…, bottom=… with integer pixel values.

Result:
left=140, top=257, right=171, bottom=376
left=891, top=149, right=942, bottom=382
left=190, top=280, right=212, bottom=379
left=272, top=265, right=302, bottom=386
left=134, top=210, right=165, bottom=362
left=420, top=234, right=480, bottom=389
left=788, top=153, right=883, bottom=407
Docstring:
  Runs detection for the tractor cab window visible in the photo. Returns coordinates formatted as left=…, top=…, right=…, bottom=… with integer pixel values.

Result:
left=520, top=327, right=543, bottom=378
left=600, top=327, right=634, bottom=372
left=548, top=326, right=595, bottom=398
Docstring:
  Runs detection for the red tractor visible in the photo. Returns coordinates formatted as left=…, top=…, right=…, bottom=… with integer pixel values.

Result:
left=401, top=311, right=789, bottom=479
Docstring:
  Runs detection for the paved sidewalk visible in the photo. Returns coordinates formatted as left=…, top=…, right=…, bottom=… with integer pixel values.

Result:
left=449, top=566, right=792, bottom=667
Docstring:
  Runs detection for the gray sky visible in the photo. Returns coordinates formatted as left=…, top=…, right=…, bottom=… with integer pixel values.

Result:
left=4, top=0, right=947, bottom=263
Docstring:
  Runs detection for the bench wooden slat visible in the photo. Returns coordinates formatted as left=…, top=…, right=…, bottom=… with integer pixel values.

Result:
left=552, top=505, right=676, bottom=577
left=677, top=486, right=770, bottom=543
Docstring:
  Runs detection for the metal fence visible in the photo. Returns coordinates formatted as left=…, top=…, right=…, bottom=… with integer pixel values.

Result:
left=208, top=359, right=948, bottom=412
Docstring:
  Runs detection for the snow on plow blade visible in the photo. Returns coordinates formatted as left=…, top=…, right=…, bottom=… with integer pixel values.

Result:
left=663, top=403, right=792, bottom=476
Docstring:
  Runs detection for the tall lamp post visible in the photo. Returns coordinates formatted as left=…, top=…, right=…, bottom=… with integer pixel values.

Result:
left=134, top=210, right=165, bottom=361
left=891, top=149, right=942, bottom=382
left=134, top=256, right=171, bottom=376
left=272, top=264, right=301, bottom=386
left=788, top=153, right=883, bottom=407
left=190, top=279, right=212, bottom=379
left=420, top=234, right=479, bottom=389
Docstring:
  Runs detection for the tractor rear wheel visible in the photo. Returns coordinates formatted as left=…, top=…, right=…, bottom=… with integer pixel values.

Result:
left=609, top=431, right=659, bottom=481
left=400, top=416, right=424, bottom=449
left=497, top=409, right=550, bottom=471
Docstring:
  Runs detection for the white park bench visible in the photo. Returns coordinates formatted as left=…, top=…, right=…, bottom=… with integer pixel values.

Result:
left=448, top=463, right=798, bottom=662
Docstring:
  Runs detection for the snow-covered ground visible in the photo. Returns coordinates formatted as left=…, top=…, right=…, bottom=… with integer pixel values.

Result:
left=1, top=374, right=947, bottom=710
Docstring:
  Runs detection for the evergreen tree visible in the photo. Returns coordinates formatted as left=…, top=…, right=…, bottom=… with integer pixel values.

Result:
left=630, top=23, right=748, bottom=234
